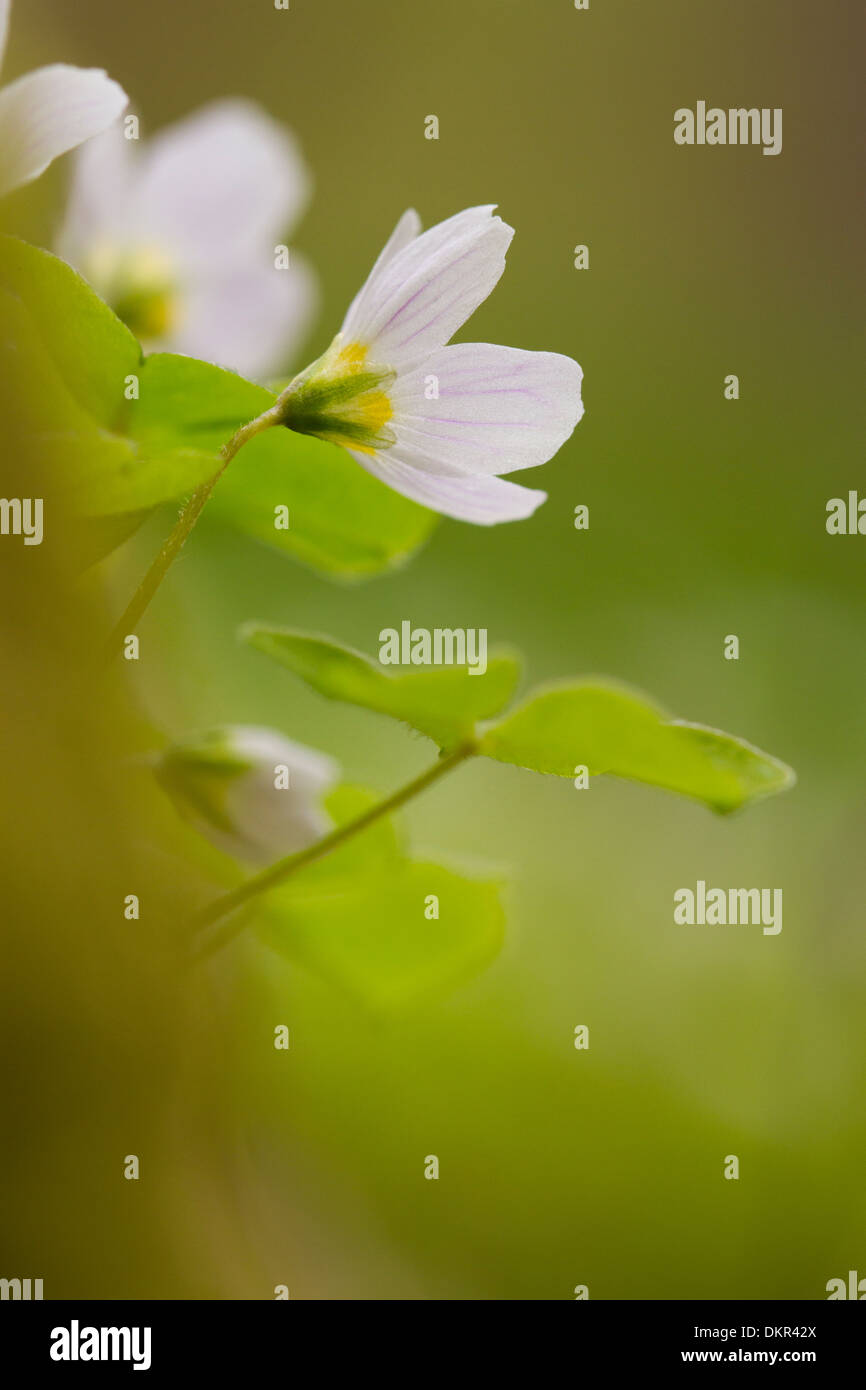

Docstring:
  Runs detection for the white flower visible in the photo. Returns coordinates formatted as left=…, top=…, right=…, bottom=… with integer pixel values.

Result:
left=156, top=726, right=338, bottom=866
left=276, top=205, right=583, bottom=523
left=0, top=0, right=127, bottom=197
left=56, top=99, right=315, bottom=379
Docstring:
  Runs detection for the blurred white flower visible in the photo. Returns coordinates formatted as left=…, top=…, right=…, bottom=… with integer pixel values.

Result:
left=156, top=725, right=338, bottom=866
left=276, top=205, right=583, bottom=523
left=56, top=99, right=315, bottom=379
left=0, top=0, right=127, bottom=197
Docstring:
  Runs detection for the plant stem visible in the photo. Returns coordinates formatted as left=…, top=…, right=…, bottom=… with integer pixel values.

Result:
left=105, top=402, right=285, bottom=655
left=189, top=740, right=478, bottom=962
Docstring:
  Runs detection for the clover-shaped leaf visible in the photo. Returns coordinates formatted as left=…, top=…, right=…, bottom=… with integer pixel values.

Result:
left=256, top=856, right=505, bottom=1009
left=180, top=777, right=505, bottom=1008
left=243, top=625, right=794, bottom=814
left=241, top=624, right=522, bottom=748
left=479, top=680, right=796, bottom=814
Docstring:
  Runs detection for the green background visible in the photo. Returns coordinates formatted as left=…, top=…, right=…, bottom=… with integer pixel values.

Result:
left=1, top=0, right=863, bottom=1298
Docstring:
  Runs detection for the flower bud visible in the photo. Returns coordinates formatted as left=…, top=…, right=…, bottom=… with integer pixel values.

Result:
left=156, top=725, right=339, bottom=865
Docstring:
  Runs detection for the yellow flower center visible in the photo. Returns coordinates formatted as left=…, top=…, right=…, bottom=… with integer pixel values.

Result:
left=86, top=242, right=179, bottom=341
left=277, top=334, right=396, bottom=453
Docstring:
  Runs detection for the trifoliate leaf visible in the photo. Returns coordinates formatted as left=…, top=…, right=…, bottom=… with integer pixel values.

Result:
left=188, top=777, right=505, bottom=1006
left=479, top=679, right=795, bottom=813
left=289, top=783, right=405, bottom=892
left=255, top=858, right=505, bottom=1009
left=241, top=625, right=522, bottom=748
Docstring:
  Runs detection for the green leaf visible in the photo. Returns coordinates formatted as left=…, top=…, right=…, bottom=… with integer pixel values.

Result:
left=211, top=428, right=438, bottom=579
left=185, top=776, right=505, bottom=1006
left=241, top=625, right=522, bottom=748
left=128, top=352, right=439, bottom=579
left=0, top=260, right=215, bottom=523
left=479, top=679, right=795, bottom=813
left=289, top=783, right=405, bottom=892
left=256, top=858, right=505, bottom=1009
left=130, top=351, right=272, bottom=449
left=0, top=235, right=141, bottom=427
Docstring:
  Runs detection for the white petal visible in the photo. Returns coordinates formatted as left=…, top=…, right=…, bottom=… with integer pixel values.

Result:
left=171, top=256, right=316, bottom=379
left=348, top=448, right=547, bottom=524
left=0, top=64, right=128, bottom=197
left=341, top=205, right=513, bottom=369
left=0, top=0, right=10, bottom=74
left=389, top=343, right=584, bottom=477
left=229, top=726, right=339, bottom=795
left=346, top=206, right=496, bottom=327
left=55, top=119, right=135, bottom=261
left=160, top=725, right=338, bottom=866
left=226, top=727, right=338, bottom=863
left=340, top=207, right=421, bottom=331
left=131, top=99, right=310, bottom=264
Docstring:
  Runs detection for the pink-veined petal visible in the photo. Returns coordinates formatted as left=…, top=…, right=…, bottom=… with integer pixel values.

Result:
left=0, top=64, right=127, bottom=197
left=340, top=207, right=421, bottom=329
left=348, top=447, right=547, bottom=524
left=389, top=342, right=584, bottom=477
left=341, top=205, right=513, bottom=369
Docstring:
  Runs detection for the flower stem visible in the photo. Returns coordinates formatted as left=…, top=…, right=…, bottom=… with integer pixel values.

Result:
left=189, top=740, right=478, bottom=962
left=105, top=403, right=285, bottom=656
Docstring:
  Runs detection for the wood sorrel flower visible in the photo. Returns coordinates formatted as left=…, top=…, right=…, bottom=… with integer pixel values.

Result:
left=275, top=205, right=584, bottom=523
left=156, top=726, right=338, bottom=866
left=0, top=0, right=127, bottom=197
left=57, top=99, right=314, bottom=379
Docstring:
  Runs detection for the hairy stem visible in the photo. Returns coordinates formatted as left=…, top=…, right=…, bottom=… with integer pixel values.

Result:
left=190, top=741, right=477, bottom=962
left=105, top=403, right=285, bottom=655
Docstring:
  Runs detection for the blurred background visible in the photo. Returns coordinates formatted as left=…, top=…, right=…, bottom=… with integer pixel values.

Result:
left=1, top=0, right=863, bottom=1298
